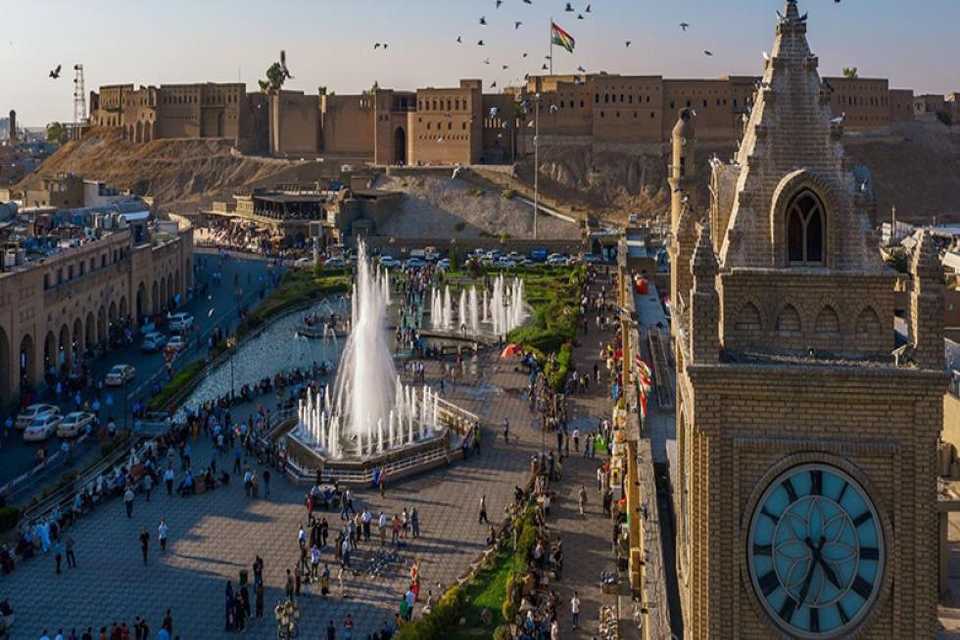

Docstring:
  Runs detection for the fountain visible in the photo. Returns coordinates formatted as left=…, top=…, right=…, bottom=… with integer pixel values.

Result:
left=286, top=241, right=469, bottom=477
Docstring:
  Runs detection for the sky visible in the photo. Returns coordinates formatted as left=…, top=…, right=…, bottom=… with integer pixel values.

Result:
left=2, top=0, right=957, bottom=127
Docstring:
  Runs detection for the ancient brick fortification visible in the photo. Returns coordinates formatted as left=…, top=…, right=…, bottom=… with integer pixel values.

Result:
left=670, top=1, right=947, bottom=637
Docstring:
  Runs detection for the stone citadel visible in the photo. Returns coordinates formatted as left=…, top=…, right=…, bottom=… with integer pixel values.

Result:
left=86, top=70, right=952, bottom=166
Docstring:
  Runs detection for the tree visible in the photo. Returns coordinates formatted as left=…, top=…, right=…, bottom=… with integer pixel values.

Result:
left=842, top=67, right=858, bottom=79
left=46, top=122, right=68, bottom=144
left=258, top=62, right=287, bottom=94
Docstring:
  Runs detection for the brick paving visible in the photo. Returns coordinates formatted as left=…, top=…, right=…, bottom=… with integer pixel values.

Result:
left=4, top=272, right=626, bottom=640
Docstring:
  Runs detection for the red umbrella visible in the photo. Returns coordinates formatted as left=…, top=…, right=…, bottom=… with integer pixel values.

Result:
left=500, top=344, right=522, bottom=358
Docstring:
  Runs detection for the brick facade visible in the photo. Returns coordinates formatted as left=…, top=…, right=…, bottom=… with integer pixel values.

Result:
left=670, top=2, right=947, bottom=638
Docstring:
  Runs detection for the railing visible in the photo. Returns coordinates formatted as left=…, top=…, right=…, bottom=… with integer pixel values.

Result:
left=646, top=328, right=674, bottom=409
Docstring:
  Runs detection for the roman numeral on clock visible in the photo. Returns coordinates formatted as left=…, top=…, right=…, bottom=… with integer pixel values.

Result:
left=810, top=606, right=820, bottom=632
left=781, top=478, right=798, bottom=503
left=759, top=570, right=780, bottom=596
left=851, top=575, right=873, bottom=600
left=853, top=511, right=873, bottom=527
left=859, top=546, right=879, bottom=561
left=778, top=596, right=797, bottom=623
left=810, top=469, right=822, bottom=496
left=753, top=543, right=772, bottom=556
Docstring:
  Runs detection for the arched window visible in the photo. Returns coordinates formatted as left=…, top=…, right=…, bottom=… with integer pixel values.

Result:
left=787, top=190, right=825, bottom=264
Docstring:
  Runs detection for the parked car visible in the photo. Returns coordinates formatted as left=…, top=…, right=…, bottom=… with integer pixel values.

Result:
left=424, top=246, right=440, bottom=261
left=494, top=257, right=517, bottom=269
left=379, top=256, right=399, bottom=268
left=165, top=335, right=188, bottom=354
left=546, top=253, right=568, bottom=266
left=142, top=332, right=167, bottom=353
left=405, top=258, right=427, bottom=270
left=23, top=413, right=63, bottom=442
left=324, top=257, right=347, bottom=270
left=529, top=248, right=549, bottom=263
left=167, top=312, right=194, bottom=333
left=16, top=404, right=60, bottom=430
left=58, top=411, right=96, bottom=438
left=105, top=364, right=136, bottom=386
left=436, top=258, right=451, bottom=271
left=293, top=256, right=314, bottom=269
left=581, top=253, right=603, bottom=263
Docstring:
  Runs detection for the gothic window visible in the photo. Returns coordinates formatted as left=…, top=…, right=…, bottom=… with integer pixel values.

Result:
left=776, top=305, right=802, bottom=335
left=855, top=307, right=882, bottom=335
left=815, top=306, right=840, bottom=334
left=787, top=190, right=825, bottom=264
left=734, top=303, right=762, bottom=332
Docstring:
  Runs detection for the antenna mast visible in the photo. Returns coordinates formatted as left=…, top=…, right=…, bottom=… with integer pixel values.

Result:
left=72, top=64, right=86, bottom=140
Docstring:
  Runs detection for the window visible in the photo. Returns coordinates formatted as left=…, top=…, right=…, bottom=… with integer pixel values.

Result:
left=604, top=94, right=609, bottom=104
left=787, top=190, right=825, bottom=264
left=44, top=274, right=50, bottom=290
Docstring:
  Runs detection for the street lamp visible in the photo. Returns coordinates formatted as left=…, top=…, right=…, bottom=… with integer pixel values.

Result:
left=226, top=336, right=237, bottom=401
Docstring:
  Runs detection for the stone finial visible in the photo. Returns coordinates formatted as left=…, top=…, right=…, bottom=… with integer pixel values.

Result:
left=672, top=108, right=696, bottom=140
left=784, top=0, right=800, bottom=20
left=911, top=229, right=941, bottom=279
left=691, top=223, right=717, bottom=280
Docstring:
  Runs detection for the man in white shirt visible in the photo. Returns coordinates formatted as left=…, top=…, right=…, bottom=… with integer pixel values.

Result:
left=158, top=518, right=169, bottom=553
left=571, top=591, right=581, bottom=629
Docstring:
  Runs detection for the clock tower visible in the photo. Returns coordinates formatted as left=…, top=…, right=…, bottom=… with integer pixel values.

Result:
left=672, top=1, right=947, bottom=638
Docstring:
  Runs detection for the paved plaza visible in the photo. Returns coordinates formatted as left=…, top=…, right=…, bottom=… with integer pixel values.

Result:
left=3, top=273, right=627, bottom=640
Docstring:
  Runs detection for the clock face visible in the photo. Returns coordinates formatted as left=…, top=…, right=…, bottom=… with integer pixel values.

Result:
left=747, top=463, right=884, bottom=639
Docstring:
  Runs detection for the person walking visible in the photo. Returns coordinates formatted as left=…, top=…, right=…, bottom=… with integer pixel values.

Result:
left=164, top=466, right=175, bottom=496
left=411, top=508, right=420, bottom=538
left=285, top=568, right=295, bottom=601
left=65, top=534, right=77, bottom=568
left=479, top=494, right=488, bottom=524
left=139, top=527, right=150, bottom=565
left=326, top=620, right=336, bottom=640
left=378, top=511, right=387, bottom=546
left=502, top=417, right=509, bottom=443
left=255, top=580, right=264, bottom=618
left=53, top=538, right=63, bottom=574
left=570, top=591, right=581, bottom=629
left=262, top=469, right=271, bottom=498
left=158, top=518, right=169, bottom=553
left=578, top=485, right=587, bottom=516
left=142, top=473, right=153, bottom=502
left=572, top=428, right=580, bottom=453
left=124, top=486, right=135, bottom=518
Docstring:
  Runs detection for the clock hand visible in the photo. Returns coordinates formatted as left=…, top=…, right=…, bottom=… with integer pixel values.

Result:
left=812, top=536, right=843, bottom=590
left=796, top=537, right=818, bottom=604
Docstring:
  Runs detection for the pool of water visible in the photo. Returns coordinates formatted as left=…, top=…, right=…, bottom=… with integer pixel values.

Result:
left=177, top=298, right=347, bottom=417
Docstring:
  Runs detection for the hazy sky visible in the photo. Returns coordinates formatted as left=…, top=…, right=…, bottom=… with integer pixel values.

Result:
left=3, top=0, right=957, bottom=126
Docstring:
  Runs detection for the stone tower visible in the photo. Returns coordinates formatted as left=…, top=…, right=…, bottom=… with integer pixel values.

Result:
left=668, top=108, right=699, bottom=324
left=673, top=2, right=947, bottom=638
left=7, top=110, right=15, bottom=144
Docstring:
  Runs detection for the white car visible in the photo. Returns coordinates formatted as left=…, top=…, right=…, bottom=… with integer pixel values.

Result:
left=294, top=256, right=315, bottom=269
left=167, top=312, right=194, bottom=333
left=58, top=411, right=96, bottom=438
left=142, top=332, right=167, bottom=353
left=105, top=364, right=136, bottom=386
left=436, top=258, right=451, bottom=271
left=379, top=256, right=399, bottom=268
left=165, top=335, right=187, bottom=353
left=23, top=413, right=63, bottom=442
left=494, top=258, right=517, bottom=269
left=16, top=404, right=60, bottom=430
left=546, top=253, right=568, bottom=266
left=323, top=257, right=347, bottom=270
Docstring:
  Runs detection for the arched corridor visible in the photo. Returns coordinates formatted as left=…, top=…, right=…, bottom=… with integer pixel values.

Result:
left=85, top=312, right=96, bottom=349
left=394, top=127, right=407, bottom=165
left=136, top=282, right=147, bottom=321
left=72, top=317, right=83, bottom=363
left=152, top=281, right=160, bottom=314
left=58, top=323, right=70, bottom=369
left=19, top=333, right=35, bottom=388
left=43, top=331, right=56, bottom=372
left=97, top=307, right=107, bottom=344
left=0, top=327, right=9, bottom=402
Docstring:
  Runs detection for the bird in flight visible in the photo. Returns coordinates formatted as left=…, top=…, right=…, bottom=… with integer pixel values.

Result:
left=625, top=41, right=632, bottom=48
left=479, top=16, right=487, bottom=25
left=491, top=81, right=498, bottom=88
left=49, top=64, right=62, bottom=79
left=515, top=21, right=522, bottom=29
left=565, top=3, right=574, bottom=11
left=585, top=4, right=591, bottom=12
left=679, top=22, right=690, bottom=31
left=478, top=40, right=485, bottom=46
left=483, top=58, right=491, bottom=64
left=374, top=43, right=381, bottom=49
left=523, top=0, right=532, bottom=4
left=704, top=50, right=713, bottom=56
left=541, top=63, right=548, bottom=70
left=522, top=52, right=528, bottom=58
left=576, top=65, right=586, bottom=72
left=496, top=0, right=503, bottom=6
left=456, top=35, right=462, bottom=43
left=383, top=43, right=389, bottom=50
left=577, top=13, right=584, bottom=20
left=502, top=64, right=509, bottom=70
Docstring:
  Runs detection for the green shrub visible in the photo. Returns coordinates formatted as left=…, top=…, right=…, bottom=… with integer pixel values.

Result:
left=0, top=506, right=20, bottom=532
left=493, top=626, right=512, bottom=640
left=501, top=189, right=516, bottom=200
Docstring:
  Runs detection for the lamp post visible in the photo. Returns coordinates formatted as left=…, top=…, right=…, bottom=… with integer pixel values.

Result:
left=533, top=92, right=540, bottom=241
left=227, top=336, right=237, bottom=401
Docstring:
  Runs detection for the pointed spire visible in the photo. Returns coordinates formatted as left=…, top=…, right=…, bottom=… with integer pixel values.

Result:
left=911, top=229, right=941, bottom=279
left=691, top=223, right=717, bottom=280
left=784, top=0, right=800, bottom=20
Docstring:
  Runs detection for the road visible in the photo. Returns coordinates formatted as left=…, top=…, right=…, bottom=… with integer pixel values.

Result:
left=0, top=251, right=279, bottom=491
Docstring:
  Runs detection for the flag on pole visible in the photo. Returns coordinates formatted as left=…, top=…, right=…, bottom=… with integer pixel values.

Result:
left=550, top=21, right=575, bottom=53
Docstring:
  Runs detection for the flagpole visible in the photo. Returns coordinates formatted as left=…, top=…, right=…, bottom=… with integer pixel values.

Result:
left=549, top=17, right=554, bottom=76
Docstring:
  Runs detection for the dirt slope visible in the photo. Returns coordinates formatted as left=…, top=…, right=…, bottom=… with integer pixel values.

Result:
left=16, top=129, right=334, bottom=212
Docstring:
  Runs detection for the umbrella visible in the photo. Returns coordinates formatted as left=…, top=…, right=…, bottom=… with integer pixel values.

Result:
left=500, top=344, right=523, bottom=358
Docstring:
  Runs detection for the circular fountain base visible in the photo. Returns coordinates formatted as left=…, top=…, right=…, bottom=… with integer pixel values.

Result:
left=279, top=421, right=465, bottom=486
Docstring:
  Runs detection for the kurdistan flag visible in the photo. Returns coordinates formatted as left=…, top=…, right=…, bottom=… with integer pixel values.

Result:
left=551, top=21, right=575, bottom=53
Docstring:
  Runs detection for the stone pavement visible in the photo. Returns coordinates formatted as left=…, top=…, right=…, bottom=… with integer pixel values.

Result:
left=3, top=270, right=628, bottom=640
left=2, top=352, right=546, bottom=639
